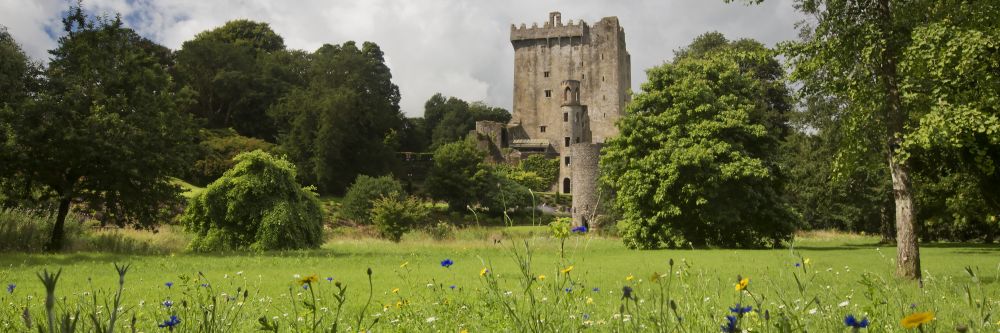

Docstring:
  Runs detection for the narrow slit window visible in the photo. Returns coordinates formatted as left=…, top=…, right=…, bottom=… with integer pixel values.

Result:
left=564, top=137, right=570, bottom=147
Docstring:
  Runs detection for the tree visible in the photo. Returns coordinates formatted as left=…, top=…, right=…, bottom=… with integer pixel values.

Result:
left=0, top=6, right=196, bottom=250
left=182, top=150, right=324, bottom=251
left=519, top=155, right=559, bottom=191
left=173, top=20, right=305, bottom=140
left=0, top=26, right=37, bottom=109
left=270, top=41, right=403, bottom=194
left=422, top=93, right=511, bottom=149
left=186, top=128, right=277, bottom=186
left=601, top=33, right=793, bottom=249
left=738, top=0, right=1000, bottom=278
left=425, top=139, right=490, bottom=211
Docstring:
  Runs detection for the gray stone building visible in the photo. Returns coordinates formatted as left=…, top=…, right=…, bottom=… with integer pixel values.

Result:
left=475, top=11, right=630, bottom=227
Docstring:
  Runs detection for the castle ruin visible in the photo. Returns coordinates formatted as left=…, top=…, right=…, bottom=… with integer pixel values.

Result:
left=476, top=11, right=631, bottom=228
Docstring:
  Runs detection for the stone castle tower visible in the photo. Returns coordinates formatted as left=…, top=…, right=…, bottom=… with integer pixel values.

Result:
left=502, top=11, right=631, bottom=227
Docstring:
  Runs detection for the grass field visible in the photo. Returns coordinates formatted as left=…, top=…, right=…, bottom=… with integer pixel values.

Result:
left=1, top=229, right=997, bottom=332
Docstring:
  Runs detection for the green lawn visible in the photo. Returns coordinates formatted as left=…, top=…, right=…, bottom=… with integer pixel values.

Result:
left=1, top=230, right=997, bottom=332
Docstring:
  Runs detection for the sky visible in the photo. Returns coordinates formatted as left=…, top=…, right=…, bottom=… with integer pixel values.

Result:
left=0, top=0, right=806, bottom=117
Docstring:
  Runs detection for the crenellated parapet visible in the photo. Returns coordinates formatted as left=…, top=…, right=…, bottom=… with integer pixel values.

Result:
left=510, top=11, right=589, bottom=42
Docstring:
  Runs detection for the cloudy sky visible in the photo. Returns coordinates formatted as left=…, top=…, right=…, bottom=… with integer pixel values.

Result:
left=1, top=0, right=805, bottom=117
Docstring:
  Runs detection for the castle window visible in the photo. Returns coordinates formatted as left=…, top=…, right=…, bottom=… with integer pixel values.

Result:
left=565, top=156, right=571, bottom=166
left=582, top=74, right=585, bottom=79
left=544, top=71, right=550, bottom=78
left=575, top=137, right=581, bottom=143
left=540, top=125, right=547, bottom=133
left=564, top=137, right=570, bottom=147
left=564, top=113, right=568, bottom=122
left=545, top=90, right=552, bottom=97
left=563, top=178, right=571, bottom=194
left=602, top=75, right=605, bottom=82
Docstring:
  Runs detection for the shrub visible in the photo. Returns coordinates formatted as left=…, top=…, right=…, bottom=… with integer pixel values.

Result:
left=181, top=150, right=324, bottom=251
left=425, top=140, right=490, bottom=211
left=371, top=196, right=428, bottom=242
left=340, top=175, right=404, bottom=224
left=480, top=172, right=534, bottom=215
left=187, top=128, right=276, bottom=186
left=493, top=164, right=548, bottom=192
left=519, top=154, right=559, bottom=191
left=425, top=221, right=456, bottom=241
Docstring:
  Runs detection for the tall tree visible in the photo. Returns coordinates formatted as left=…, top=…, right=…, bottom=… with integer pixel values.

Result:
left=173, top=20, right=304, bottom=141
left=270, top=41, right=403, bottom=194
left=735, top=0, right=1000, bottom=279
left=0, top=6, right=195, bottom=250
left=422, top=93, right=510, bottom=149
left=601, top=33, right=793, bottom=249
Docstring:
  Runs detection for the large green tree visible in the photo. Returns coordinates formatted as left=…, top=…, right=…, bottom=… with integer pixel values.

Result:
left=0, top=7, right=195, bottom=250
left=425, top=139, right=491, bottom=212
left=737, top=0, right=1000, bottom=278
left=270, top=41, right=403, bottom=194
left=173, top=20, right=306, bottom=140
left=601, top=33, right=793, bottom=249
left=423, top=93, right=511, bottom=149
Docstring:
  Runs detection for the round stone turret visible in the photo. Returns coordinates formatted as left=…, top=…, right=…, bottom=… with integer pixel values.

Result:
left=570, top=143, right=602, bottom=228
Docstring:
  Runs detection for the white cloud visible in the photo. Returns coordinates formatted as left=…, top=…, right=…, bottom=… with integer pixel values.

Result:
left=0, top=0, right=804, bottom=117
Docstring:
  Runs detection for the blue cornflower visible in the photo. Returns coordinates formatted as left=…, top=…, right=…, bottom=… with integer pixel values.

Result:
left=729, top=304, right=753, bottom=315
left=844, top=314, right=870, bottom=328
left=794, top=263, right=801, bottom=267
left=158, top=315, right=181, bottom=330
left=165, top=282, right=173, bottom=289
left=449, top=285, right=456, bottom=290
left=571, top=225, right=588, bottom=233
left=200, top=283, right=209, bottom=288
left=720, top=315, right=738, bottom=333
left=622, top=286, right=633, bottom=300
left=564, top=288, right=572, bottom=293
left=441, top=259, right=454, bottom=268
left=303, top=284, right=309, bottom=290
left=6, top=283, right=13, bottom=294
left=582, top=313, right=590, bottom=320
left=162, top=300, right=173, bottom=308
left=326, top=277, right=334, bottom=282
left=592, top=287, right=600, bottom=292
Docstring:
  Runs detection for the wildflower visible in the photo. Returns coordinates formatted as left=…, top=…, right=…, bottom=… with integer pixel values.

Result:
left=302, top=284, right=309, bottom=290
left=844, top=314, right=870, bottom=328
left=158, top=315, right=181, bottom=330
left=459, top=329, right=468, bottom=333
left=6, top=283, right=13, bottom=294
left=592, top=287, right=600, bottom=292
left=720, top=315, right=738, bottom=333
left=392, top=288, right=400, bottom=294
left=425, top=316, right=437, bottom=323
left=200, top=283, right=209, bottom=288
left=586, top=297, right=594, bottom=304
left=441, top=259, right=454, bottom=268
left=450, top=285, right=456, bottom=290
left=162, top=300, right=173, bottom=308
left=565, top=288, right=572, bottom=293
left=400, top=261, right=409, bottom=268
left=901, top=311, right=934, bottom=329
left=735, top=277, right=750, bottom=291
left=839, top=300, right=850, bottom=307
left=803, top=258, right=811, bottom=265
left=625, top=274, right=634, bottom=281
left=537, top=274, right=546, bottom=281
left=650, top=272, right=661, bottom=283
left=326, top=277, right=334, bottom=282
left=571, top=225, right=588, bottom=233
left=794, top=263, right=801, bottom=267
left=561, top=266, right=574, bottom=275
left=480, top=268, right=490, bottom=276
left=622, top=286, right=633, bottom=300
left=165, top=282, right=173, bottom=289
left=729, top=304, right=753, bottom=315
left=297, top=274, right=318, bottom=286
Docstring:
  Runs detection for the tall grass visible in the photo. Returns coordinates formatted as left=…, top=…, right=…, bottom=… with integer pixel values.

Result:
left=0, top=207, right=83, bottom=252
left=0, top=207, right=188, bottom=254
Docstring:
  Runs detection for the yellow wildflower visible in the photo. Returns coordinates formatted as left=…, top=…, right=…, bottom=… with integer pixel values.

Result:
left=537, top=274, right=547, bottom=281
left=561, top=266, right=574, bottom=275
left=735, top=277, right=750, bottom=291
left=586, top=297, right=594, bottom=304
left=650, top=272, right=662, bottom=283
left=803, top=258, right=812, bottom=266
left=626, top=274, right=634, bottom=281
left=901, top=311, right=934, bottom=329
left=392, top=288, right=400, bottom=294
left=460, top=329, right=469, bottom=333
left=298, top=274, right=319, bottom=286
left=480, top=268, right=489, bottom=277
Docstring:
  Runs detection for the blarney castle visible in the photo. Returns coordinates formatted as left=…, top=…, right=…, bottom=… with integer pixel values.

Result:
left=474, top=12, right=631, bottom=228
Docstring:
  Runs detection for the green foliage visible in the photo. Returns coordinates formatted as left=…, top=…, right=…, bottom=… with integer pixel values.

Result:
left=370, top=196, right=428, bottom=242
left=0, top=26, right=38, bottom=109
left=341, top=175, right=404, bottom=224
left=0, top=6, right=196, bottom=250
left=187, top=128, right=276, bottom=186
left=518, top=155, right=559, bottom=191
left=492, top=164, right=547, bottom=193
left=480, top=169, right=534, bottom=214
left=423, top=93, right=511, bottom=149
left=173, top=20, right=304, bottom=140
left=602, top=33, right=793, bottom=249
left=425, top=140, right=490, bottom=211
left=0, top=208, right=83, bottom=252
left=182, top=150, right=323, bottom=251
left=270, top=41, right=402, bottom=194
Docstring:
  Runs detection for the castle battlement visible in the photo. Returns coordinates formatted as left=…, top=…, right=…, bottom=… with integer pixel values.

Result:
left=510, top=11, right=589, bottom=42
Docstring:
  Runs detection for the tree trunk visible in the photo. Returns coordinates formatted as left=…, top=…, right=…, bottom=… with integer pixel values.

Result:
left=46, top=195, right=72, bottom=252
left=888, top=152, right=920, bottom=279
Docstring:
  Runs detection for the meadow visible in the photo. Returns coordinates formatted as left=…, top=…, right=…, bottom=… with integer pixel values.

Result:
left=1, top=229, right=997, bottom=332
